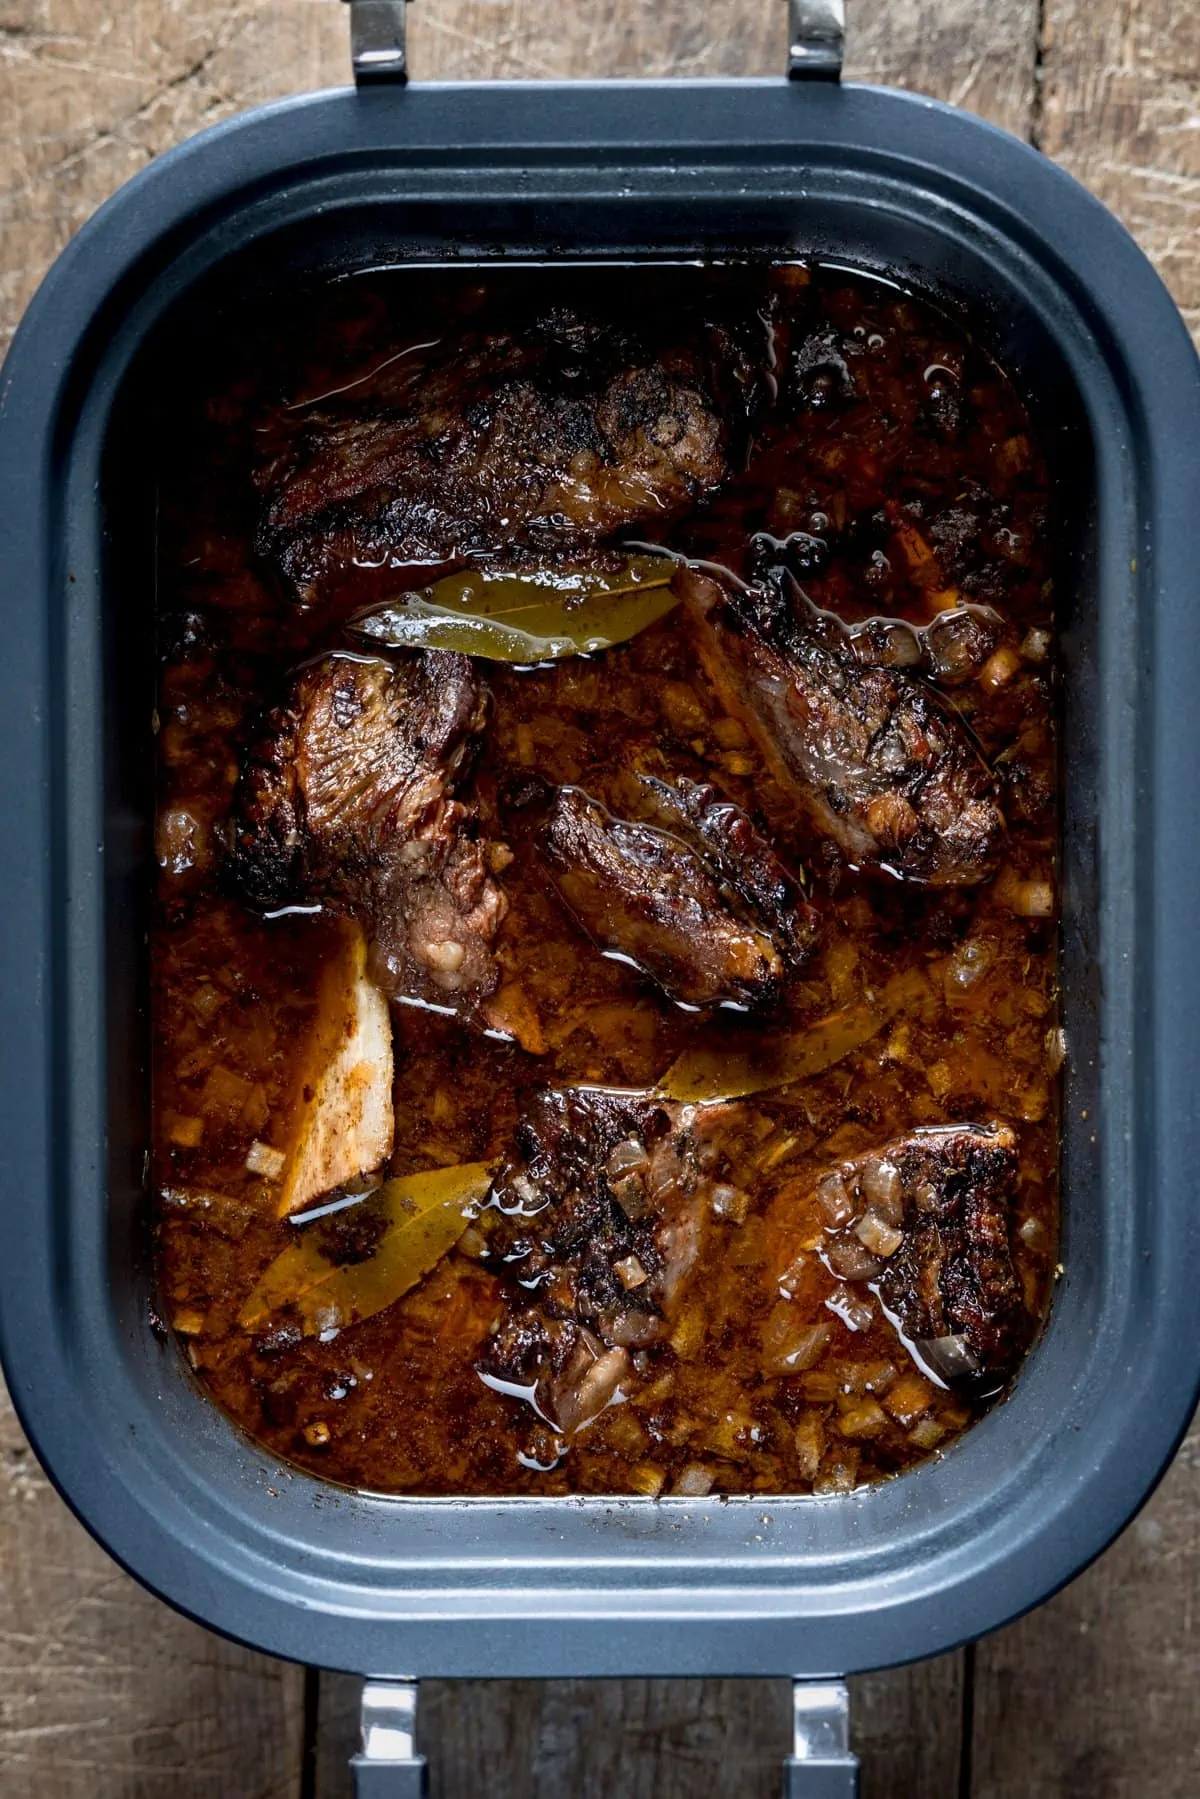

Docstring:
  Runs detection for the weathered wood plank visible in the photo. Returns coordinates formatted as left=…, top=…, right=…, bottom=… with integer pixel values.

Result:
left=408, top=0, right=1039, bottom=138
left=972, top=1418, right=1200, bottom=1798
left=0, top=0, right=347, bottom=347
left=852, top=1655, right=965, bottom=1799
left=0, top=1383, right=306, bottom=1799
left=1038, top=0, right=1200, bottom=336
left=319, top=1675, right=792, bottom=1799
left=316, top=1660, right=963, bottom=1798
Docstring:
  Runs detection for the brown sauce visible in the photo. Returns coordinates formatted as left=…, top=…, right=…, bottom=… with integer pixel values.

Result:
left=151, top=262, right=1060, bottom=1497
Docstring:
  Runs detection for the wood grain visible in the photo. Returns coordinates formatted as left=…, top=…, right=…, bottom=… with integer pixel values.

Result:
left=317, top=1662, right=964, bottom=1799
left=407, top=0, right=1040, bottom=137
left=0, top=0, right=346, bottom=348
left=0, top=1385, right=305, bottom=1799
left=1039, top=0, right=1200, bottom=335
left=972, top=1417, right=1200, bottom=1798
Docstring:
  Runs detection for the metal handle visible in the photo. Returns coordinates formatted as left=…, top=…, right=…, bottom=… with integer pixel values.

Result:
left=786, top=0, right=845, bottom=79
left=341, top=0, right=844, bottom=85
left=351, top=1681, right=429, bottom=1798
left=782, top=1682, right=860, bottom=1798
left=349, top=1675, right=856, bottom=1794
left=341, top=0, right=410, bottom=84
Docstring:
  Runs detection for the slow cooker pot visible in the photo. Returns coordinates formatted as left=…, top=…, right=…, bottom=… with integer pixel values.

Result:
left=2, top=2, right=1199, bottom=1791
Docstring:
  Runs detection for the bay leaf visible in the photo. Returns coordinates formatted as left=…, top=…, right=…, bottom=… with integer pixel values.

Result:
left=238, top=1161, right=495, bottom=1336
left=657, top=968, right=929, bottom=1103
left=350, top=556, right=678, bottom=662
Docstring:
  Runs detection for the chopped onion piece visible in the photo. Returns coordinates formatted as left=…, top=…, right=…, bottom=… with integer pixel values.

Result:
left=1044, top=1025, right=1067, bottom=1074
left=815, top=1171, right=855, bottom=1227
left=1000, top=874, right=1054, bottom=918
left=946, top=937, right=995, bottom=990
left=246, top=1140, right=287, bottom=1181
left=606, top=1138, right=649, bottom=1178
left=860, top=1155, right=903, bottom=1222
left=672, top=1463, right=716, bottom=1497
left=826, top=1235, right=883, bottom=1282
left=838, top=1398, right=888, bottom=1440
left=916, top=1334, right=980, bottom=1382
left=907, top=1414, right=947, bottom=1450
left=854, top=1211, right=904, bottom=1257
left=979, top=645, right=1022, bottom=690
left=825, top=1290, right=875, bottom=1332
left=629, top=1462, right=666, bottom=1498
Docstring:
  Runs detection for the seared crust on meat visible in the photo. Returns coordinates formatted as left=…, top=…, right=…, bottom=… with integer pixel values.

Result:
left=537, top=785, right=787, bottom=1009
left=815, top=1122, right=1027, bottom=1379
left=680, top=567, right=1006, bottom=886
left=479, top=1089, right=727, bottom=1429
left=231, top=650, right=508, bottom=1006
left=232, top=651, right=484, bottom=903
left=258, top=308, right=756, bottom=600
left=616, top=755, right=821, bottom=967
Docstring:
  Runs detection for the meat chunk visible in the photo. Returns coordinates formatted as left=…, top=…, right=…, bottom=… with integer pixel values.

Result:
left=812, top=1123, right=1027, bottom=1381
left=478, top=1089, right=724, bottom=1430
left=680, top=568, right=1005, bottom=886
left=615, top=755, right=821, bottom=967
left=231, top=650, right=508, bottom=1007
left=259, top=308, right=755, bottom=600
left=537, top=785, right=787, bottom=1008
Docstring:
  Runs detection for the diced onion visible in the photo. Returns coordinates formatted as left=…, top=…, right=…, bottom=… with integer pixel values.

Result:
left=614, top=1255, right=649, bottom=1290
left=860, top=1156, right=903, bottom=1223
left=629, top=1462, right=666, bottom=1497
left=854, top=1212, right=904, bottom=1257
left=672, top=1463, right=716, bottom=1497
left=826, top=1236, right=883, bottom=1282
left=246, top=1140, right=287, bottom=1180
left=825, top=1291, right=875, bottom=1333
left=838, top=1399, right=888, bottom=1440
left=1044, top=1025, right=1067, bottom=1074
left=916, top=1334, right=980, bottom=1382
left=1001, top=875, right=1054, bottom=917
left=979, top=645, right=1022, bottom=690
left=606, top=1138, right=649, bottom=1178
left=907, top=1414, right=947, bottom=1450
left=815, top=1171, right=855, bottom=1227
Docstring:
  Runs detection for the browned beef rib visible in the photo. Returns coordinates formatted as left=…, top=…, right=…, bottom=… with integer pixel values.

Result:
left=258, top=309, right=755, bottom=600
left=535, top=785, right=788, bottom=1009
left=479, top=1088, right=723, bottom=1431
left=617, top=755, right=821, bottom=967
left=231, top=650, right=508, bottom=1006
left=680, top=567, right=1005, bottom=886
left=812, top=1123, right=1027, bottom=1381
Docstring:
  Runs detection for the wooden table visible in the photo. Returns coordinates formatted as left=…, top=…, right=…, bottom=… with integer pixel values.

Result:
left=1, top=3, right=1197, bottom=1793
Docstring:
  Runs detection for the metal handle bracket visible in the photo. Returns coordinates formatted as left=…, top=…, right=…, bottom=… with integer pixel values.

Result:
left=351, top=1681, right=429, bottom=1798
left=782, top=1681, right=860, bottom=1797
left=786, top=0, right=845, bottom=80
left=342, top=0, right=410, bottom=85
left=343, top=0, right=843, bottom=86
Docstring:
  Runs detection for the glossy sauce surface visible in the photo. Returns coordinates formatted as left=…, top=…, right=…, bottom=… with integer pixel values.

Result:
left=152, top=263, right=1060, bottom=1497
